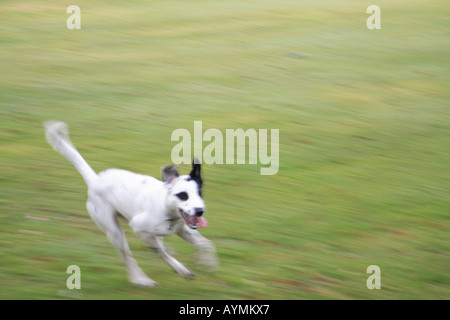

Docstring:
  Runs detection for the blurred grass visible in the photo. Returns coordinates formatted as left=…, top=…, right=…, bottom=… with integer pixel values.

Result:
left=0, top=0, right=449, bottom=299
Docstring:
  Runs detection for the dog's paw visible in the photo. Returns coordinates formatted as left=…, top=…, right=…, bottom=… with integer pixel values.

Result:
left=176, top=265, right=195, bottom=279
left=197, top=252, right=219, bottom=273
left=130, top=276, right=158, bottom=288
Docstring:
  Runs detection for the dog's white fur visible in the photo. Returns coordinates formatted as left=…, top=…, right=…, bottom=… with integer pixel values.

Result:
left=44, top=121, right=217, bottom=287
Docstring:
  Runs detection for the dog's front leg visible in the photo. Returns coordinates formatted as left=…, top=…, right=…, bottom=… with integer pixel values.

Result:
left=139, top=234, right=195, bottom=279
left=130, top=214, right=195, bottom=278
left=177, top=225, right=219, bottom=271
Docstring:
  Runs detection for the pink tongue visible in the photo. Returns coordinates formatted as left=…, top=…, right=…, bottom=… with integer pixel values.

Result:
left=196, top=217, right=208, bottom=228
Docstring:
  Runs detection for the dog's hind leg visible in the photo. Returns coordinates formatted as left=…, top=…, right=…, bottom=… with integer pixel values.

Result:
left=86, top=198, right=157, bottom=288
left=141, top=235, right=194, bottom=279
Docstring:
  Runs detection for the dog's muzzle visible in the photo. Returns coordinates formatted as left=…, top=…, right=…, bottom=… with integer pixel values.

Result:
left=179, top=209, right=207, bottom=229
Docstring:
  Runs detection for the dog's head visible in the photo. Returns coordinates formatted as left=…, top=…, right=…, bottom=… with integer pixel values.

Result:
left=162, top=158, right=207, bottom=229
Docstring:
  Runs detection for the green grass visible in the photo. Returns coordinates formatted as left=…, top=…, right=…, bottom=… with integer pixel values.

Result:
left=0, top=0, right=449, bottom=299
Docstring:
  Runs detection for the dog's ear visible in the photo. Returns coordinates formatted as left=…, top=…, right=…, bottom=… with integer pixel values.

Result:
left=189, top=157, right=202, bottom=187
left=162, top=165, right=179, bottom=184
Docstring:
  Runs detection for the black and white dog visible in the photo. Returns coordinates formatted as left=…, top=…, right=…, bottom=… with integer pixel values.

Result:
left=45, top=121, right=217, bottom=287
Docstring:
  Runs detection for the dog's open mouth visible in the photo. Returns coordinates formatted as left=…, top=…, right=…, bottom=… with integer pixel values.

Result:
left=179, top=209, right=207, bottom=229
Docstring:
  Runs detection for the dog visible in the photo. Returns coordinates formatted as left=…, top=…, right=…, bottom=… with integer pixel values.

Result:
left=44, top=121, right=218, bottom=287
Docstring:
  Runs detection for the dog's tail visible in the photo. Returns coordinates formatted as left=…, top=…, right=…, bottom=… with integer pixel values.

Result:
left=44, top=121, right=98, bottom=186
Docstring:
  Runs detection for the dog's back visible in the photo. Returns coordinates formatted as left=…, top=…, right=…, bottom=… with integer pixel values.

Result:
left=92, top=169, right=165, bottom=221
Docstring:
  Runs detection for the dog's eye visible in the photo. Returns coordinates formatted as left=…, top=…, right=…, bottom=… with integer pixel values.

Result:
left=175, top=192, right=189, bottom=201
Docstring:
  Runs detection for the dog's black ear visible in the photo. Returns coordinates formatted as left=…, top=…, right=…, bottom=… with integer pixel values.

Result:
left=162, top=165, right=179, bottom=184
left=189, top=157, right=202, bottom=187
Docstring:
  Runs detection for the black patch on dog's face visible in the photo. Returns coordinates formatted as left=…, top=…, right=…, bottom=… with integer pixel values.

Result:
left=175, top=191, right=189, bottom=201
left=189, top=158, right=203, bottom=197
left=185, top=176, right=202, bottom=197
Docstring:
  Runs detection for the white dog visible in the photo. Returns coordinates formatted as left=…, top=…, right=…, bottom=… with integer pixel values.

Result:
left=44, top=121, right=217, bottom=287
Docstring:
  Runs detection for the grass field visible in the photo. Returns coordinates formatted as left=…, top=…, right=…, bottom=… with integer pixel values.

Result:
left=0, top=0, right=449, bottom=299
